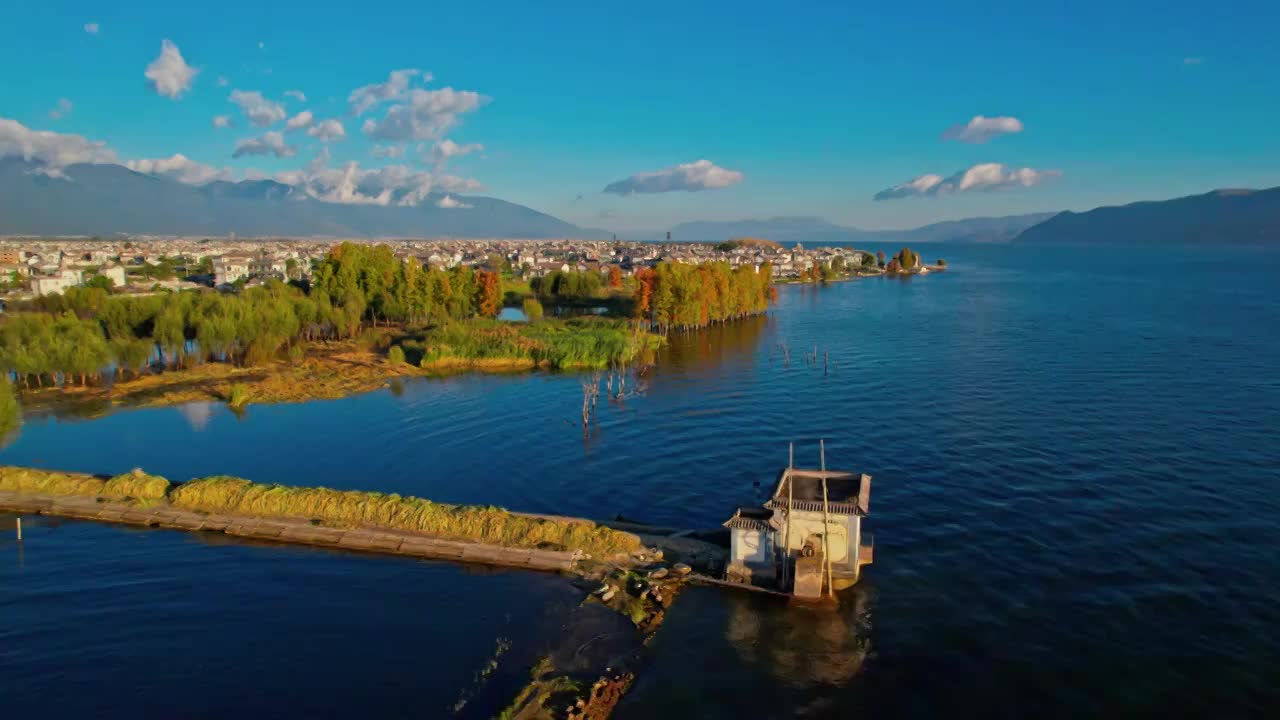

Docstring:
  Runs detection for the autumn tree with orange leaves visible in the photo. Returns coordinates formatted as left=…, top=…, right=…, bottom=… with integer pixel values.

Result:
left=475, top=270, right=502, bottom=317
left=607, top=265, right=623, bottom=289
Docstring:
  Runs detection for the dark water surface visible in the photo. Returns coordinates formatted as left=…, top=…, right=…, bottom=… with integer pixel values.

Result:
left=3, top=244, right=1278, bottom=717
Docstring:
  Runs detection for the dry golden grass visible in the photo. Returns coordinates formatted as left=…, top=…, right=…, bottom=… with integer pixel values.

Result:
left=0, top=464, right=644, bottom=558
left=101, top=468, right=171, bottom=500
left=0, top=466, right=105, bottom=496
left=168, top=476, right=642, bottom=558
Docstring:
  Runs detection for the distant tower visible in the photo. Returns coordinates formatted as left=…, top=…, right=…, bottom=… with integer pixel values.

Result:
left=666, top=231, right=671, bottom=241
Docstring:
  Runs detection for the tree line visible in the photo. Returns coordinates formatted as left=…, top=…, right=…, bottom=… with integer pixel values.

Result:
left=0, top=242, right=777, bottom=390
left=635, top=261, right=776, bottom=331
left=0, top=243, right=505, bottom=389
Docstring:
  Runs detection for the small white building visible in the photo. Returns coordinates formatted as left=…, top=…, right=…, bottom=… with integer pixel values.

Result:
left=31, top=269, right=84, bottom=296
left=213, top=256, right=252, bottom=286
left=98, top=265, right=127, bottom=287
left=723, top=452, right=874, bottom=599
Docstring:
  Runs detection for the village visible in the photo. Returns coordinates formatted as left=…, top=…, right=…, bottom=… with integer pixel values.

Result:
left=0, top=235, right=902, bottom=299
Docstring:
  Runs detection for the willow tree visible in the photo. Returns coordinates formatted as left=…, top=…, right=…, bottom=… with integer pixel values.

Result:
left=0, top=379, right=19, bottom=447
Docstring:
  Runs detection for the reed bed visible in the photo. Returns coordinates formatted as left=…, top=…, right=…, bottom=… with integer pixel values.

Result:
left=408, top=318, right=662, bottom=370
left=0, top=466, right=105, bottom=496
left=1, top=465, right=643, bottom=559
left=168, top=476, right=642, bottom=558
left=100, top=469, right=171, bottom=500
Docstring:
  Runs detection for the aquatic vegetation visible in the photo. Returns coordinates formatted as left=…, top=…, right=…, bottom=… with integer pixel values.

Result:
left=0, top=466, right=105, bottom=496
left=168, top=476, right=642, bottom=558
left=227, top=383, right=251, bottom=408
left=101, top=468, right=170, bottom=501
left=409, top=318, right=662, bottom=371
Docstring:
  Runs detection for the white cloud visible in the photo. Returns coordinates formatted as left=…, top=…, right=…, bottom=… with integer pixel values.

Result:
left=83, top=22, right=99, bottom=35
left=307, top=118, right=346, bottom=142
left=216, top=75, right=229, bottom=87
left=284, top=110, right=313, bottom=132
left=361, top=87, right=486, bottom=141
left=232, top=131, right=296, bottom=158
left=0, top=117, right=117, bottom=173
left=126, top=153, right=231, bottom=185
left=436, top=194, right=472, bottom=209
left=277, top=150, right=481, bottom=206
left=428, top=138, right=483, bottom=165
left=284, top=89, right=306, bottom=102
left=435, top=174, right=484, bottom=193
left=942, top=115, right=1024, bottom=144
left=229, top=89, right=286, bottom=127
left=212, top=115, right=232, bottom=129
left=372, top=144, right=405, bottom=159
left=603, top=159, right=743, bottom=195
left=874, top=162, right=1059, bottom=201
left=48, top=98, right=73, bottom=120
left=145, top=39, right=198, bottom=100
left=348, top=69, right=426, bottom=116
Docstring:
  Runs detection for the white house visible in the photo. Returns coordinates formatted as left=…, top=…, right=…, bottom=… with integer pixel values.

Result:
left=723, top=458, right=874, bottom=598
left=31, top=269, right=84, bottom=296
left=213, top=256, right=252, bottom=285
left=98, top=264, right=127, bottom=287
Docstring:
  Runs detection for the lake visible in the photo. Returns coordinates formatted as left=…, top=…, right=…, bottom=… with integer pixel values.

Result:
left=3, top=243, right=1278, bottom=717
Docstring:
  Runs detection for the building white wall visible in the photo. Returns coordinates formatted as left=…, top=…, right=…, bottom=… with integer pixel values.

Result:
left=781, top=510, right=851, bottom=563
left=731, top=528, right=773, bottom=564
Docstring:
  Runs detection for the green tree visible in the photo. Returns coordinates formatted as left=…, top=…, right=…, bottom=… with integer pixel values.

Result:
left=0, top=378, right=20, bottom=447
left=522, top=297, right=544, bottom=321
left=85, top=274, right=115, bottom=291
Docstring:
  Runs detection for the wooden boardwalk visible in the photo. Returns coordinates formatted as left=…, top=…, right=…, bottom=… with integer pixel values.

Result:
left=0, top=491, right=580, bottom=573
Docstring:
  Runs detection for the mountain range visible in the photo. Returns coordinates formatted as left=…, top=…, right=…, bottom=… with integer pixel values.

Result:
left=1013, top=187, right=1280, bottom=245
left=656, top=213, right=1058, bottom=245
left=2, top=157, right=1277, bottom=245
left=0, top=158, right=596, bottom=239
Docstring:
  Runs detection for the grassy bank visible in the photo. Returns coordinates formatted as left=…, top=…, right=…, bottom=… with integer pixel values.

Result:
left=14, top=318, right=662, bottom=417
left=398, top=317, right=663, bottom=371
left=0, top=466, right=643, bottom=559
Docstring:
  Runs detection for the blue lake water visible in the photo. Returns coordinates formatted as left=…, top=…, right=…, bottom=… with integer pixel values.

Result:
left=2, top=243, right=1278, bottom=717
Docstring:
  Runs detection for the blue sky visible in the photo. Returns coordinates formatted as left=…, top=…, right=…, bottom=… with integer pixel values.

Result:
left=2, top=0, right=1278, bottom=233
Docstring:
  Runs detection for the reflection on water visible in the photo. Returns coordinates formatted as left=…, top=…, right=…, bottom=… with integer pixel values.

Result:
left=177, top=401, right=216, bottom=431
left=617, top=586, right=873, bottom=719
left=724, top=589, right=871, bottom=688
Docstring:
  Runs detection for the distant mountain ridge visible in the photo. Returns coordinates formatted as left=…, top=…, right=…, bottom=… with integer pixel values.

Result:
left=1013, top=187, right=1280, bottom=245
left=0, top=158, right=601, bottom=239
left=656, top=212, right=1058, bottom=245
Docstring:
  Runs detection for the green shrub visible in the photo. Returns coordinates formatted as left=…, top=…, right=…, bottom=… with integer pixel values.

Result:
left=228, top=383, right=251, bottom=408
left=387, top=345, right=407, bottom=365
left=522, top=297, right=544, bottom=322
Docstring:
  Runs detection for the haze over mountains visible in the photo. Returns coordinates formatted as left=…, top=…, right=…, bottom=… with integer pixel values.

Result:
left=0, top=158, right=593, bottom=239
left=654, top=213, right=1058, bottom=245
left=2, top=157, right=1277, bottom=246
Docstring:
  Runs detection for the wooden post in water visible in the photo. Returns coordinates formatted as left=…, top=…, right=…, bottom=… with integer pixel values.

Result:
left=784, top=442, right=794, bottom=590
left=820, top=440, right=833, bottom=599
left=15, top=517, right=21, bottom=542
